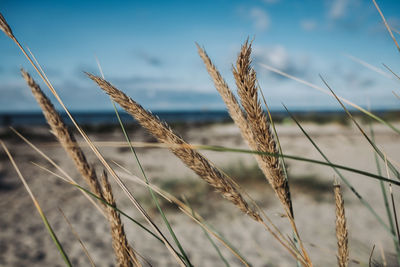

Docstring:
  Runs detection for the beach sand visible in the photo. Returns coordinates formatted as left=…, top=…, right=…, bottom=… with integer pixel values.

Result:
left=1, top=120, right=399, bottom=266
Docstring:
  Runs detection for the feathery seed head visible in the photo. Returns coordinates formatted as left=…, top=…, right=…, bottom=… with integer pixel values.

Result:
left=87, top=72, right=262, bottom=222
left=0, top=13, right=14, bottom=39
left=334, top=183, right=349, bottom=267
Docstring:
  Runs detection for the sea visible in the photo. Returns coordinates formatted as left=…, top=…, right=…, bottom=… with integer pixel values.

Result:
left=0, top=109, right=398, bottom=127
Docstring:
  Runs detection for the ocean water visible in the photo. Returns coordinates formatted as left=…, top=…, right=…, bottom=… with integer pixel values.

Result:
left=0, top=110, right=233, bottom=126
left=1, top=109, right=398, bottom=127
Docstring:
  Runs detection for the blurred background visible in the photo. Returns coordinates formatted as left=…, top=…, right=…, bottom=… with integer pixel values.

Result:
left=1, top=0, right=399, bottom=117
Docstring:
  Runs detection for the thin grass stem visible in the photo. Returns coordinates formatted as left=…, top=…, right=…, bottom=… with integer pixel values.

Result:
left=0, top=141, right=72, bottom=266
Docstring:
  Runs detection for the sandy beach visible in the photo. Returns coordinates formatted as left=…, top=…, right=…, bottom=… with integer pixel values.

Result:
left=1, top=120, right=400, bottom=266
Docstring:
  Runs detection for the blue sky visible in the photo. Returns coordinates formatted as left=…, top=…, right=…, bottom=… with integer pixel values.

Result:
left=0, top=0, right=400, bottom=112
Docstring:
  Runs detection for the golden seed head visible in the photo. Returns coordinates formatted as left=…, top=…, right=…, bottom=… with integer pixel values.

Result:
left=0, top=13, right=14, bottom=39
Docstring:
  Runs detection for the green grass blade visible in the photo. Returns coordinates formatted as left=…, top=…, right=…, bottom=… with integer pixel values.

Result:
left=37, top=203, right=72, bottom=267
left=369, top=122, right=400, bottom=259
left=96, top=55, right=192, bottom=266
left=282, top=107, right=393, bottom=236
left=258, top=63, right=400, bottom=135
left=320, top=76, right=400, bottom=181
left=59, top=207, right=96, bottom=267
left=194, top=144, right=400, bottom=187
left=75, top=184, right=161, bottom=241
left=71, top=182, right=188, bottom=262
left=1, top=141, right=72, bottom=266
left=110, top=100, right=192, bottom=267
left=259, top=85, right=301, bottom=267
left=259, top=84, right=289, bottom=184
left=33, top=161, right=189, bottom=263
left=183, top=196, right=230, bottom=267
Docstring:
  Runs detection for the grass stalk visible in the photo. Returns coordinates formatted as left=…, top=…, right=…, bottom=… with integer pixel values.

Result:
left=384, top=157, right=400, bottom=247
left=59, top=208, right=97, bottom=267
left=334, top=182, right=349, bottom=267
left=195, top=144, right=400, bottom=187
left=233, top=40, right=294, bottom=218
left=25, top=132, right=248, bottom=265
left=369, top=123, right=400, bottom=262
left=113, top=161, right=253, bottom=266
left=320, top=76, right=400, bottom=181
left=21, top=69, right=140, bottom=266
left=96, top=59, right=192, bottom=266
left=258, top=63, right=400, bottom=135
left=284, top=106, right=393, bottom=234
left=0, top=140, right=72, bottom=267
left=182, top=196, right=230, bottom=267
left=86, top=73, right=262, bottom=222
left=372, top=0, right=400, bottom=52
left=1, top=25, right=185, bottom=264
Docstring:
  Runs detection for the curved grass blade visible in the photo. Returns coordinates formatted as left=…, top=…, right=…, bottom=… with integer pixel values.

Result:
left=182, top=196, right=230, bottom=267
left=31, top=162, right=169, bottom=248
left=33, top=162, right=189, bottom=264
left=258, top=63, right=400, bottom=135
left=24, top=131, right=240, bottom=265
left=369, top=123, right=400, bottom=262
left=0, top=141, right=72, bottom=266
left=96, top=58, right=192, bottom=266
left=383, top=64, right=400, bottom=81
left=59, top=207, right=96, bottom=267
left=259, top=84, right=302, bottom=267
left=113, top=101, right=192, bottom=267
left=372, top=0, right=400, bottom=52
left=320, top=76, right=400, bottom=181
left=73, top=140, right=400, bottom=187
left=113, top=161, right=252, bottom=266
left=346, top=54, right=392, bottom=79
left=384, top=157, right=400, bottom=248
left=34, top=161, right=251, bottom=265
left=193, top=144, right=400, bottom=187
left=282, top=107, right=392, bottom=236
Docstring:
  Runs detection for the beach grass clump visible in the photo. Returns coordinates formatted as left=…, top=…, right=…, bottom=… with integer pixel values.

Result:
left=86, top=72, right=262, bottom=223
left=1, top=1, right=400, bottom=265
left=21, top=69, right=140, bottom=266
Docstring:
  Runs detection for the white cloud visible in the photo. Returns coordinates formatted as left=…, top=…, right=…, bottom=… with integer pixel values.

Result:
left=255, top=45, right=289, bottom=70
left=329, top=0, right=348, bottom=19
left=300, top=19, right=317, bottom=31
left=252, top=45, right=311, bottom=79
left=249, top=7, right=270, bottom=31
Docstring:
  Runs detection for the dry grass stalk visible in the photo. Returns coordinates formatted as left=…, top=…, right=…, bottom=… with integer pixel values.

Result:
left=87, top=73, right=262, bottom=222
left=21, top=69, right=104, bottom=201
left=334, top=183, right=349, bottom=267
left=233, top=40, right=293, bottom=217
left=100, top=171, right=141, bottom=267
left=21, top=70, right=140, bottom=266
left=58, top=208, right=96, bottom=267
left=0, top=12, right=14, bottom=39
left=196, top=43, right=257, bottom=150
